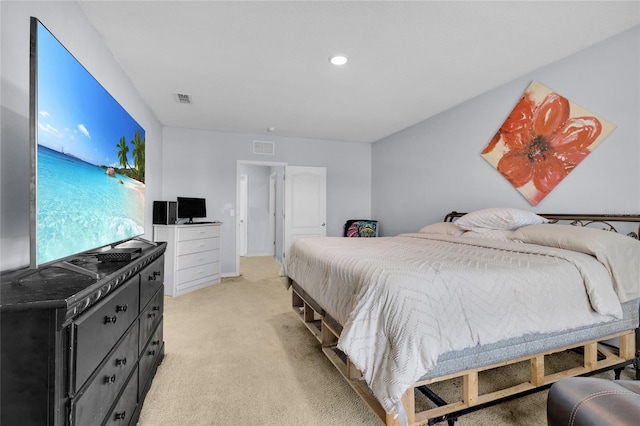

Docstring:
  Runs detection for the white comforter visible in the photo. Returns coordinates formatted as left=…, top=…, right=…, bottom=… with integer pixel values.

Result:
left=284, top=233, right=623, bottom=417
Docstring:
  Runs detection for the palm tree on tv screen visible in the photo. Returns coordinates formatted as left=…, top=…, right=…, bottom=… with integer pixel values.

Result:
left=117, top=136, right=130, bottom=170
left=131, top=130, right=145, bottom=183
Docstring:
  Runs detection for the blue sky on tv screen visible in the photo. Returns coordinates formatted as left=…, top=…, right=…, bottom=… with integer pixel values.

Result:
left=36, top=21, right=144, bottom=168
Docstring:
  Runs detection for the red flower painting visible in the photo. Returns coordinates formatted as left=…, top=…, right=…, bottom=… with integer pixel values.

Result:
left=482, top=81, right=615, bottom=206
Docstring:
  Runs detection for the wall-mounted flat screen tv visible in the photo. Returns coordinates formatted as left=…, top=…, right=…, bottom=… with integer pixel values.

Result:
left=30, top=17, right=146, bottom=268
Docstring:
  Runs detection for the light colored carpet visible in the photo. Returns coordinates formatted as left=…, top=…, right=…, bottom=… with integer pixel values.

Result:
left=137, top=256, right=634, bottom=425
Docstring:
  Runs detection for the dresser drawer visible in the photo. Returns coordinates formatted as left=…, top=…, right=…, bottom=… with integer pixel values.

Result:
left=176, top=237, right=220, bottom=256
left=177, top=225, right=220, bottom=241
left=74, top=280, right=139, bottom=390
left=139, top=319, right=163, bottom=399
left=140, top=257, right=164, bottom=311
left=72, top=323, right=138, bottom=426
left=139, top=288, right=163, bottom=355
left=175, top=261, right=220, bottom=285
left=176, top=249, right=219, bottom=270
left=104, top=365, right=138, bottom=426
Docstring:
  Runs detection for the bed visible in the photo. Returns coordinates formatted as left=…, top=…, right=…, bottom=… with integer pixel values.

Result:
left=283, top=208, right=640, bottom=426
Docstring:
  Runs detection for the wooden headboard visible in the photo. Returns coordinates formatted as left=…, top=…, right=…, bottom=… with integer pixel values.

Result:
left=443, top=211, right=640, bottom=240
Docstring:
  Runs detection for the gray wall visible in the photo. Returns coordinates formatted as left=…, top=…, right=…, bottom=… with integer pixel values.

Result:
left=0, top=2, right=372, bottom=275
left=372, top=26, right=640, bottom=236
left=161, top=127, right=372, bottom=276
left=3, top=1, right=635, bottom=275
left=0, top=1, right=163, bottom=272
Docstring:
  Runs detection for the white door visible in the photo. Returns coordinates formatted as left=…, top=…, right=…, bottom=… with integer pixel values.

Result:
left=283, top=166, right=326, bottom=259
left=239, top=174, right=248, bottom=256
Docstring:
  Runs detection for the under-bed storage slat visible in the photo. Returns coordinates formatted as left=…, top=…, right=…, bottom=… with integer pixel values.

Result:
left=292, top=290, right=322, bottom=342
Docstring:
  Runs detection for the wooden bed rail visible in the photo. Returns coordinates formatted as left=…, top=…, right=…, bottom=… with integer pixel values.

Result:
left=443, top=211, right=640, bottom=239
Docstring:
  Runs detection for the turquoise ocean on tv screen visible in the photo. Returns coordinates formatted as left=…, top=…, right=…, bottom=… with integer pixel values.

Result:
left=37, top=145, right=144, bottom=265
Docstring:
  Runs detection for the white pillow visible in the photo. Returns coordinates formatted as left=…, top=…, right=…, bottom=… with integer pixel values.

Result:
left=509, top=224, right=640, bottom=302
left=462, top=230, right=512, bottom=240
left=418, top=222, right=465, bottom=236
left=509, top=224, right=633, bottom=255
left=455, top=207, right=548, bottom=232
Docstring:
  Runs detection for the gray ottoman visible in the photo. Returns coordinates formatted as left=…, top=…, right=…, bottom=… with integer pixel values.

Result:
left=547, top=377, right=640, bottom=426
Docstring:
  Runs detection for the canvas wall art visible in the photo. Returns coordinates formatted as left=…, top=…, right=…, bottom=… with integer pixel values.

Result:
left=481, top=81, right=616, bottom=206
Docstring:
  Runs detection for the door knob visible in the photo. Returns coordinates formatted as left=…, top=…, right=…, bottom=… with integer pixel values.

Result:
left=321, top=222, right=326, bottom=226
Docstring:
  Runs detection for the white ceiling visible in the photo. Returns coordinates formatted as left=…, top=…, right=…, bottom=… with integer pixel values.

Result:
left=77, top=1, right=640, bottom=143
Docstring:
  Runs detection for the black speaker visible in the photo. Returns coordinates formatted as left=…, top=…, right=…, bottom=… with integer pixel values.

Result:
left=153, top=201, right=177, bottom=225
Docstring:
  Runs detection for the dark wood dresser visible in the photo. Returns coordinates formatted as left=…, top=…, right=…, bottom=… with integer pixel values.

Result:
left=1, top=240, right=166, bottom=425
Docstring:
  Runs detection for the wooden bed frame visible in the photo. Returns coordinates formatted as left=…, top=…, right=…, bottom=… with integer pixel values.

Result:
left=288, top=212, right=640, bottom=426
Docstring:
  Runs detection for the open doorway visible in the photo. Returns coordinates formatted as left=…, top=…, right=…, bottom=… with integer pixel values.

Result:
left=236, top=161, right=286, bottom=276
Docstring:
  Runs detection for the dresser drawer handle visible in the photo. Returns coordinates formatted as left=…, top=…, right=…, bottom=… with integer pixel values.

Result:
left=148, top=271, right=161, bottom=281
left=152, top=306, right=161, bottom=311
left=115, top=357, right=127, bottom=366
left=115, top=304, right=128, bottom=312
left=104, top=374, right=116, bottom=384
left=104, top=315, right=118, bottom=324
left=148, top=350, right=156, bottom=357
left=114, top=411, right=126, bottom=421
left=152, top=340, right=161, bottom=346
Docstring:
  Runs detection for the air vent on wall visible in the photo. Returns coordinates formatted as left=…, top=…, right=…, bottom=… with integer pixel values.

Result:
left=173, top=92, right=192, bottom=104
left=253, top=140, right=275, bottom=155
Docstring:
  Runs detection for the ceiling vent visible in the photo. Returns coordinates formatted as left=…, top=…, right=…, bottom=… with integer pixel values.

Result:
left=253, top=140, right=275, bottom=155
left=173, top=93, right=192, bottom=104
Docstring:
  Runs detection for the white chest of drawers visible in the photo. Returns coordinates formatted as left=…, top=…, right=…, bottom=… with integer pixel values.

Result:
left=153, top=223, right=221, bottom=297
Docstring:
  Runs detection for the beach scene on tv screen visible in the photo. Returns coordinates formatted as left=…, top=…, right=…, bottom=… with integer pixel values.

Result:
left=35, top=21, right=145, bottom=266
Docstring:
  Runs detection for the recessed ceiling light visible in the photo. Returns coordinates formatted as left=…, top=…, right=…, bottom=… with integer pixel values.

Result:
left=267, top=127, right=276, bottom=132
left=329, top=55, right=348, bottom=66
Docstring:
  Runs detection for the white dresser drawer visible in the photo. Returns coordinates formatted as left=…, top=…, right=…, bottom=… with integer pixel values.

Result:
left=153, top=223, right=222, bottom=297
left=176, top=262, right=220, bottom=285
left=176, top=237, right=220, bottom=256
left=177, top=225, right=220, bottom=242
left=176, top=249, right=219, bottom=270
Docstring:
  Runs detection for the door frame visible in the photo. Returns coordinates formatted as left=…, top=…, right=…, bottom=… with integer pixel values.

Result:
left=235, top=160, right=287, bottom=276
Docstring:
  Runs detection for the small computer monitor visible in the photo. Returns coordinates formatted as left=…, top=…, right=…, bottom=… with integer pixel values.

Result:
left=177, top=197, right=206, bottom=223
